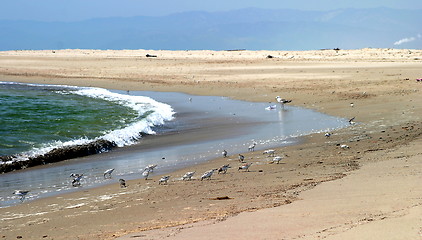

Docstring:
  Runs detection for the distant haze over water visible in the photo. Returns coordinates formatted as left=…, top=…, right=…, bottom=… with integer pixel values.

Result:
left=0, top=8, right=421, bottom=51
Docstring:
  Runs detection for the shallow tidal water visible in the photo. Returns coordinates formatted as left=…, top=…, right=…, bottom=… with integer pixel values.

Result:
left=0, top=89, right=349, bottom=207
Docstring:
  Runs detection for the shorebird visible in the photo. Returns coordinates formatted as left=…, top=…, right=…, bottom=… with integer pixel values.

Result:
left=325, top=132, right=332, bottom=138
left=238, top=163, right=253, bottom=172
left=201, top=169, right=217, bottom=180
left=13, top=190, right=29, bottom=202
left=222, top=150, right=228, bottom=158
left=349, top=117, right=356, bottom=125
left=182, top=171, right=196, bottom=180
left=144, top=164, right=157, bottom=172
left=158, top=176, right=170, bottom=185
left=103, top=168, right=115, bottom=179
left=276, top=96, right=292, bottom=105
left=350, top=103, right=354, bottom=107
left=119, top=179, right=127, bottom=188
left=218, top=164, right=231, bottom=174
left=238, top=154, right=245, bottom=162
left=70, top=173, right=83, bottom=187
left=248, top=142, right=257, bottom=152
left=263, top=149, right=276, bottom=157
left=272, top=156, right=283, bottom=164
left=340, top=144, right=350, bottom=149
left=142, top=169, right=151, bottom=180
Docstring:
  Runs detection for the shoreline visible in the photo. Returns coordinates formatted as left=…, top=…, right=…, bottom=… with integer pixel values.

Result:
left=0, top=49, right=421, bottom=239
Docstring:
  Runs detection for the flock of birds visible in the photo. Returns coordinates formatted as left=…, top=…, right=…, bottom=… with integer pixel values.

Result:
left=13, top=96, right=357, bottom=203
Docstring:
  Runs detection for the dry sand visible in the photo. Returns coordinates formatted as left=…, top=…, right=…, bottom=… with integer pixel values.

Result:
left=0, top=48, right=421, bottom=240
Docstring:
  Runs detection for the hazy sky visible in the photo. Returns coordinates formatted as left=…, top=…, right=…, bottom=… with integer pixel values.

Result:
left=1, top=0, right=422, bottom=22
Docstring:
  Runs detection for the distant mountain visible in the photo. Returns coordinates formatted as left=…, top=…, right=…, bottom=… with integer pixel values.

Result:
left=0, top=8, right=421, bottom=51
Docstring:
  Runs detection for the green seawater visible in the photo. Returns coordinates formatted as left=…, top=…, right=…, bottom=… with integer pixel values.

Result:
left=0, top=83, right=137, bottom=156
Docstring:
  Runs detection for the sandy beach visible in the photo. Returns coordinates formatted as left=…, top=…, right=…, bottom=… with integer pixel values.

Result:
left=0, top=48, right=421, bottom=240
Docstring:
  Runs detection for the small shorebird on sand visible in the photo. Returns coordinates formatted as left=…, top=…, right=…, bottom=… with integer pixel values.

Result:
left=272, top=156, right=283, bottom=164
left=222, top=150, right=228, bottom=158
left=349, top=117, right=356, bottom=125
left=144, top=164, right=157, bottom=172
left=248, top=142, right=256, bottom=152
left=158, top=176, right=170, bottom=185
left=238, top=162, right=253, bottom=172
left=103, top=168, right=115, bottom=179
left=13, top=190, right=29, bottom=202
left=263, top=149, right=276, bottom=157
left=218, top=164, right=231, bottom=174
left=119, top=179, right=127, bottom=188
left=142, top=169, right=151, bottom=180
left=182, top=171, right=196, bottom=180
left=325, top=132, right=332, bottom=138
left=238, top=154, right=245, bottom=162
left=201, top=169, right=217, bottom=180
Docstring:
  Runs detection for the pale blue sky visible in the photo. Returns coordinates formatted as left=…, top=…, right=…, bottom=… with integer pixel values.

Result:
left=1, top=0, right=422, bottom=22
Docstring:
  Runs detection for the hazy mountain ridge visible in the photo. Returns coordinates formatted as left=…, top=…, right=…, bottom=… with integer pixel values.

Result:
left=0, top=7, right=420, bottom=50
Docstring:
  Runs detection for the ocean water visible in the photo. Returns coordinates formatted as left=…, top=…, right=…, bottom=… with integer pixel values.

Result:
left=0, top=83, right=350, bottom=207
left=0, top=82, right=174, bottom=161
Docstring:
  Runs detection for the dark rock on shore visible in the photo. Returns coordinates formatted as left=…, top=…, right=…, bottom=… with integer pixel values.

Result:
left=0, top=139, right=116, bottom=174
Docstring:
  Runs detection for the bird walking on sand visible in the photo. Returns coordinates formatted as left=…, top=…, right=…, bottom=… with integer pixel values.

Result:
left=222, top=150, right=228, bottom=158
left=119, top=179, right=127, bottom=188
left=142, top=169, right=151, bottom=180
left=103, top=168, right=115, bottom=179
left=201, top=169, right=217, bottom=180
left=325, top=132, right=332, bottom=138
left=238, top=163, right=253, bottom=172
left=340, top=144, right=350, bottom=149
left=182, top=171, right=196, bottom=180
left=263, top=149, right=276, bottom=157
left=248, top=142, right=256, bottom=152
left=13, top=190, right=29, bottom=202
left=238, top=154, right=245, bottom=162
left=218, top=164, right=231, bottom=174
left=158, top=176, right=170, bottom=185
left=144, top=164, right=157, bottom=172
left=272, top=156, right=283, bottom=164
left=70, top=173, right=84, bottom=187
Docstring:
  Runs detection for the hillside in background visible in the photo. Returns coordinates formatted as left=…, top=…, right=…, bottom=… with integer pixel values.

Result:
left=0, top=8, right=421, bottom=51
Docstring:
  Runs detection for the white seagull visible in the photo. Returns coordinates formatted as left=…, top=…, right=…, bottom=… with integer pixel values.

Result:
left=158, top=176, right=170, bottom=185
left=218, top=164, right=231, bottom=174
left=13, top=190, right=30, bottom=202
left=103, top=168, right=115, bottom=179
left=263, top=149, right=276, bottom=157
left=182, top=171, right=196, bottom=180
left=201, top=169, right=217, bottom=180
left=238, top=162, right=253, bottom=172
left=276, top=96, right=292, bottom=105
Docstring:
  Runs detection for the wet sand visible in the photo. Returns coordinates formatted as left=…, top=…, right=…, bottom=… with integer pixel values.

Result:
left=0, top=48, right=421, bottom=239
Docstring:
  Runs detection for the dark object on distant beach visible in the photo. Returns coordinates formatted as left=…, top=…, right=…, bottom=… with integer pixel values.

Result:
left=334, top=48, right=340, bottom=52
left=267, top=55, right=274, bottom=58
left=210, top=196, right=232, bottom=200
left=146, top=54, right=157, bottom=58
